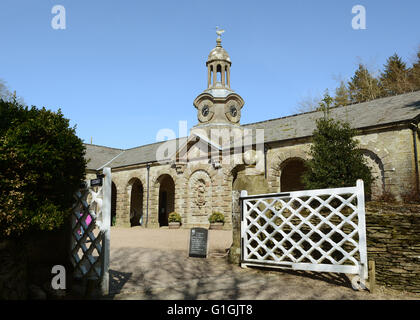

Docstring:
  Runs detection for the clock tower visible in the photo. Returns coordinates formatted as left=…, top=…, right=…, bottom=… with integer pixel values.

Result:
left=192, top=30, right=245, bottom=138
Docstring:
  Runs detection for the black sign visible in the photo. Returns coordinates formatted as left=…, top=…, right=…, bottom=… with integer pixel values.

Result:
left=189, top=228, right=208, bottom=258
left=90, top=178, right=103, bottom=187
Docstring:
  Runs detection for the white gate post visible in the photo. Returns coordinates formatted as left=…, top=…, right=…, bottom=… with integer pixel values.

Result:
left=100, top=167, right=111, bottom=295
left=356, top=179, right=368, bottom=281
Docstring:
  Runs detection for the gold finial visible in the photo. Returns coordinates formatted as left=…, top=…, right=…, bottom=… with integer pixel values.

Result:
left=216, top=26, right=225, bottom=46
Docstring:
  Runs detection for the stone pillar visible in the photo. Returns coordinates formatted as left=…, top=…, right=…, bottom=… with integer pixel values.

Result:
left=221, top=63, right=226, bottom=86
left=207, top=66, right=211, bottom=88
left=116, top=189, right=130, bottom=227
left=212, top=63, right=217, bottom=86
left=227, top=66, right=230, bottom=88
left=228, top=190, right=241, bottom=265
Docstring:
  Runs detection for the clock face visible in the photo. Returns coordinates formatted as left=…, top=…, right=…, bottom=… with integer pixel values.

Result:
left=230, top=106, right=237, bottom=117
left=198, top=101, right=214, bottom=123
left=225, top=101, right=241, bottom=123
left=202, top=105, right=209, bottom=117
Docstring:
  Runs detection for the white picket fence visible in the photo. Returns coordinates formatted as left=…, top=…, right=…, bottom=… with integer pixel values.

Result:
left=241, top=179, right=368, bottom=289
left=70, top=167, right=111, bottom=295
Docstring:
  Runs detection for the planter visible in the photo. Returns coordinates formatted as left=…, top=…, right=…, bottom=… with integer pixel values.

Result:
left=169, top=222, right=181, bottom=229
left=209, top=222, right=224, bottom=230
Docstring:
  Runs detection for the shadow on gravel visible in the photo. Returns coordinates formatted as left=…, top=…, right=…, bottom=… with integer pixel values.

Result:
left=108, top=269, right=132, bottom=298
left=106, top=247, right=371, bottom=300
left=247, top=266, right=353, bottom=289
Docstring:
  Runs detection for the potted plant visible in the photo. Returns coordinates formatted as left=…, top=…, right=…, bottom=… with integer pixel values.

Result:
left=209, top=212, right=225, bottom=230
left=168, top=212, right=182, bottom=229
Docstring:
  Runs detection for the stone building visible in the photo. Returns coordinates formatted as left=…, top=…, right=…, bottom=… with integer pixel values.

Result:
left=85, top=36, right=420, bottom=229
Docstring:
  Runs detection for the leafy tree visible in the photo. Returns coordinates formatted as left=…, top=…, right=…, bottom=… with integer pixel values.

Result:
left=318, top=89, right=333, bottom=118
left=348, top=64, right=382, bottom=103
left=302, top=100, right=373, bottom=197
left=296, top=92, right=322, bottom=113
left=0, top=78, right=25, bottom=105
left=333, top=81, right=351, bottom=107
left=380, top=53, right=413, bottom=96
left=0, top=98, right=87, bottom=239
left=0, top=79, right=8, bottom=99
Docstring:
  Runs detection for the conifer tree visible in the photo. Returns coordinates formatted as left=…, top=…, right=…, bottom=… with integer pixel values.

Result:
left=409, top=48, right=420, bottom=91
left=380, top=53, right=413, bottom=95
left=318, top=89, right=333, bottom=118
left=348, top=64, right=382, bottom=103
left=333, top=81, right=351, bottom=107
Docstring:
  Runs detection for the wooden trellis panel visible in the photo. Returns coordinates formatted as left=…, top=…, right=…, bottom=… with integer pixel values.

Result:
left=241, top=180, right=368, bottom=288
left=71, top=167, right=111, bottom=295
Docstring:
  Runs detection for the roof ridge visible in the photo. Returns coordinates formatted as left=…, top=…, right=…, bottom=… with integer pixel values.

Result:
left=242, top=90, right=420, bottom=127
left=123, top=136, right=188, bottom=151
left=84, top=143, right=124, bottom=151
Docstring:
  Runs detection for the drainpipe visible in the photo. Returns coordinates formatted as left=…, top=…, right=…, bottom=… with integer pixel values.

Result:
left=146, top=163, right=150, bottom=228
left=264, top=145, right=269, bottom=179
left=410, top=122, right=420, bottom=194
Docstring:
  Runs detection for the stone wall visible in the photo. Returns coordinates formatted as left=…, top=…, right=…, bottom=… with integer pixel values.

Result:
left=366, top=202, right=420, bottom=293
left=89, top=124, right=418, bottom=230
left=228, top=198, right=420, bottom=294
left=266, top=127, right=417, bottom=201
left=110, top=160, right=235, bottom=229
left=228, top=191, right=241, bottom=265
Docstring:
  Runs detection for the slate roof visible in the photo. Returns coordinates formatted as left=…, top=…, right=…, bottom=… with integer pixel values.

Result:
left=85, top=138, right=187, bottom=170
left=106, top=137, right=187, bottom=169
left=85, top=91, right=420, bottom=171
left=85, top=144, right=123, bottom=170
left=243, top=90, right=420, bottom=144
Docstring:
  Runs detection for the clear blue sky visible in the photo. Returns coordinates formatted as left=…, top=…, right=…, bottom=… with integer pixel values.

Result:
left=0, top=0, right=419, bottom=149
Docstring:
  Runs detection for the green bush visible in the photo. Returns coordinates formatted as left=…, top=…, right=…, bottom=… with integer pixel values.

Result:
left=0, top=98, right=87, bottom=239
left=302, top=116, right=373, bottom=197
left=168, top=212, right=181, bottom=223
left=209, top=212, right=225, bottom=223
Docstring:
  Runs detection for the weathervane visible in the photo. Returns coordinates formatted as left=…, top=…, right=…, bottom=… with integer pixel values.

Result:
left=216, top=26, right=225, bottom=40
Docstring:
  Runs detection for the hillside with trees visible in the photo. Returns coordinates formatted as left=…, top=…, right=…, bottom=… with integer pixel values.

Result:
left=297, top=46, right=420, bottom=112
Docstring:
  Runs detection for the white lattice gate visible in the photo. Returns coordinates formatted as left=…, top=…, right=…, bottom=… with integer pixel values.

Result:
left=71, top=167, right=111, bottom=295
left=241, top=180, right=368, bottom=289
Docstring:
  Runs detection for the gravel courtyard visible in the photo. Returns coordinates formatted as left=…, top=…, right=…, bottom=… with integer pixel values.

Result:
left=105, top=227, right=417, bottom=300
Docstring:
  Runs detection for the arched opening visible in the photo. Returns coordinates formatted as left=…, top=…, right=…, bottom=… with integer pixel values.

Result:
left=210, top=65, right=213, bottom=86
left=129, top=179, right=143, bottom=227
left=231, top=164, right=269, bottom=195
left=231, top=164, right=246, bottom=191
left=225, top=66, right=228, bottom=87
left=361, top=149, right=385, bottom=201
left=111, top=182, right=117, bottom=226
left=158, top=174, right=175, bottom=227
left=280, top=158, right=307, bottom=192
left=216, top=64, right=222, bottom=83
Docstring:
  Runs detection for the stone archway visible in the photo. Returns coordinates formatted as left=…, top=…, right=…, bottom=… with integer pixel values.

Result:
left=128, top=178, right=144, bottom=227
left=361, top=149, right=385, bottom=200
left=231, top=165, right=246, bottom=191
left=280, top=157, right=307, bottom=192
left=229, top=164, right=270, bottom=195
left=158, top=174, right=175, bottom=227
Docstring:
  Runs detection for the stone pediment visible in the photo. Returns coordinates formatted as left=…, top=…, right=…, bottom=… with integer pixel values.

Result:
left=169, top=132, right=222, bottom=170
